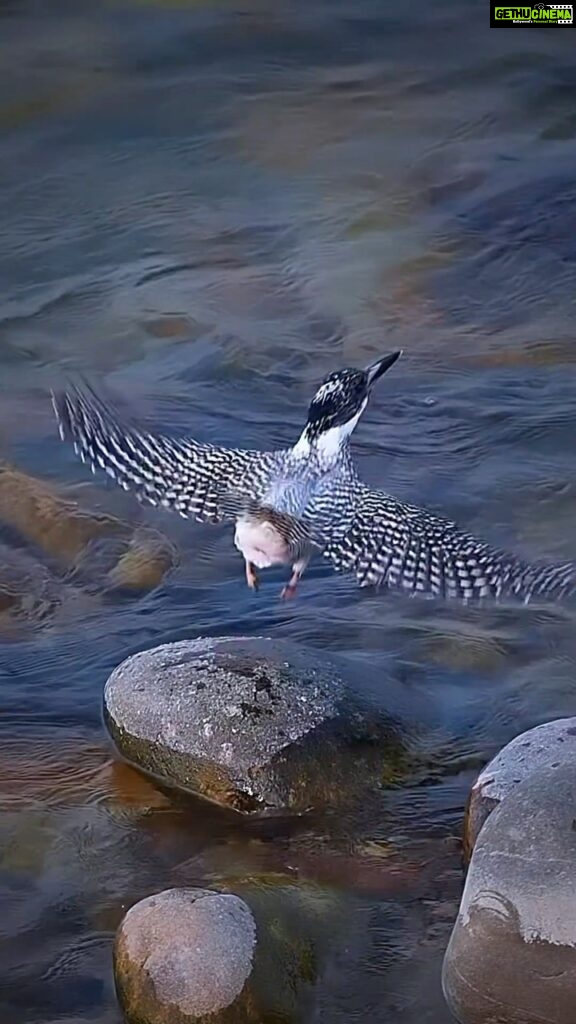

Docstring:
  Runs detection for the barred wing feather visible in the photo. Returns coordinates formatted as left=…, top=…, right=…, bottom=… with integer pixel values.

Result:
left=324, top=487, right=576, bottom=604
left=52, top=385, right=276, bottom=523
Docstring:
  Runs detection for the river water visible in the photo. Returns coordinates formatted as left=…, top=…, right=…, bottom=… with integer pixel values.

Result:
left=1, top=2, right=575, bottom=1022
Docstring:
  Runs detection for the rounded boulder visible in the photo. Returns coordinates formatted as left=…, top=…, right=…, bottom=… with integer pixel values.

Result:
left=104, top=637, right=401, bottom=815
left=464, top=717, right=576, bottom=859
left=443, top=764, right=576, bottom=1024
left=114, top=888, right=256, bottom=1024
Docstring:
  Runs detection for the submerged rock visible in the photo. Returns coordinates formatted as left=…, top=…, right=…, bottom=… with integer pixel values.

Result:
left=0, top=464, right=125, bottom=564
left=0, top=541, right=61, bottom=633
left=120, top=859, right=360, bottom=1024
left=463, top=717, right=576, bottom=860
left=70, top=524, right=177, bottom=593
left=104, top=637, right=403, bottom=815
left=218, top=873, right=347, bottom=1023
left=114, top=888, right=256, bottom=1024
left=444, top=764, right=576, bottom=1024
left=104, top=526, right=177, bottom=591
left=0, top=730, right=170, bottom=814
left=0, top=464, right=176, bottom=593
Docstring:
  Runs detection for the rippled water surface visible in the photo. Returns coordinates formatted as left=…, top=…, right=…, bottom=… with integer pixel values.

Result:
left=1, top=1, right=576, bottom=1021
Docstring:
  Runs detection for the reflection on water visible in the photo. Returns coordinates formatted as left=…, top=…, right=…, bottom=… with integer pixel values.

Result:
left=1, top=0, right=576, bottom=1020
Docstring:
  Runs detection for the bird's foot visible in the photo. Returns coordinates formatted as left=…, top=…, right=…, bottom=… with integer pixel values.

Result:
left=280, top=560, right=307, bottom=601
left=245, top=562, right=260, bottom=591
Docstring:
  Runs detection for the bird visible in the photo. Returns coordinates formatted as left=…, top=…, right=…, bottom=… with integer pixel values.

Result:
left=52, top=352, right=576, bottom=605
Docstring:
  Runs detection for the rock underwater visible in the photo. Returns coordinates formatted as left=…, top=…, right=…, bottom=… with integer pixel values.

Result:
left=0, top=464, right=176, bottom=634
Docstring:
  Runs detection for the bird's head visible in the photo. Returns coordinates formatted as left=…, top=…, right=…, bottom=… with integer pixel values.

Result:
left=295, top=350, right=402, bottom=460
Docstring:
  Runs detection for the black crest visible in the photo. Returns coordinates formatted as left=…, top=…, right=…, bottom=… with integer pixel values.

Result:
left=305, top=368, right=369, bottom=439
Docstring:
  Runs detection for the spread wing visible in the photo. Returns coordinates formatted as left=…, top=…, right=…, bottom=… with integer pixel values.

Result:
left=322, top=485, right=576, bottom=604
left=52, top=384, right=278, bottom=523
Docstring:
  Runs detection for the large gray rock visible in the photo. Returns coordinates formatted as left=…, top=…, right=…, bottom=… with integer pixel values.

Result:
left=464, top=718, right=576, bottom=859
left=104, top=637, right=402, bottom=814
left=114, top=888, right=256, bottom=1024
left=443, top=765, right=576, bottom=1024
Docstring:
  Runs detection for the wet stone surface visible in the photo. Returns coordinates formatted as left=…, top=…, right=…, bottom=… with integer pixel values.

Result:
left=444, top=764, right=576, bottom=1024
left=114, top=887, right=257, bottom=1024
left=104, top=637, right=403, bottom=815
left=463, top=717, right=576, bottom=860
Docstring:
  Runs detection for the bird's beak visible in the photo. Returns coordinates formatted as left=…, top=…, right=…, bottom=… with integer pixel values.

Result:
left=365, top=350, right=402, bottom=387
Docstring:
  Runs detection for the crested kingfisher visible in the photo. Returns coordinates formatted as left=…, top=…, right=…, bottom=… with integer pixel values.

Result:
left=52, top=352, right=575, bottom=604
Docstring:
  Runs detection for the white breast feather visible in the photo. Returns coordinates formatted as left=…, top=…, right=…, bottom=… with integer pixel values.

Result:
left=234, top=519, right=291, bottom=569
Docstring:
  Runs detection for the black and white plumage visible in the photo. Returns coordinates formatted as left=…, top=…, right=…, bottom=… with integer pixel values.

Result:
left=52, top=354, right=576, bottom=604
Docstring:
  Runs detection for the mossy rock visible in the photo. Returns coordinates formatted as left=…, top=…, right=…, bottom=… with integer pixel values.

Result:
left=104, top=637, right=407, bottom=816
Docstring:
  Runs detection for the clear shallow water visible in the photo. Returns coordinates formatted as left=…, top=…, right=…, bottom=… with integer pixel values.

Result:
left=1, top=1, right=576, bottom=1021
